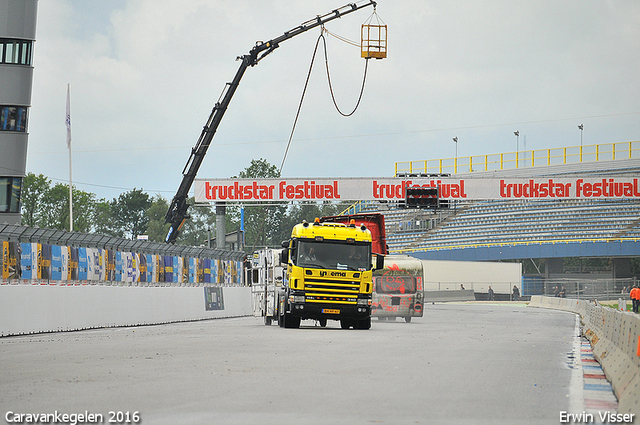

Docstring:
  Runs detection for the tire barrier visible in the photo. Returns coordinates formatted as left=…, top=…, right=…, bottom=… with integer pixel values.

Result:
left=1, top=240, right=244, bottom=286
left=529, top=296, right=639, bottom=414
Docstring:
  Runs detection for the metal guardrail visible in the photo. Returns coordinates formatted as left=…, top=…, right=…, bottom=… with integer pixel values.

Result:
left=523, top=277, right=637, bottom=301
left=0, top=223, right=246, bottom=286
left=395, top=141, right=640, bottom=175
left=0, top=223, right=245, bottom=261
left=391, top=236, right=640, bottom=254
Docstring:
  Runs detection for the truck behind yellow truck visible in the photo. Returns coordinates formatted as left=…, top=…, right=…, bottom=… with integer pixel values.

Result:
left=372, top=255, right=424, bottom=322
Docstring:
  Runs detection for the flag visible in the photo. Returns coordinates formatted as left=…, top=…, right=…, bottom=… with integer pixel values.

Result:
left=66, top=83, right=71, bottom=149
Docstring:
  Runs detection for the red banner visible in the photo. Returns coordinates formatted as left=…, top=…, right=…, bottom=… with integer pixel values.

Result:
left=194, top=177, right=640, bottom=202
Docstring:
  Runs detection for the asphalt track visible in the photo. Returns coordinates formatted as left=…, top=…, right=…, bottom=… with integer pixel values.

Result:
left=1, top=303, right=585, bottom=425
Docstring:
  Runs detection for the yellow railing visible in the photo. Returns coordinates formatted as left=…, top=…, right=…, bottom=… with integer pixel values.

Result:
left=394, top=141, right=640, bottom=176
left=339, top=200, right=369, bottom=216
left=390, top=236, right=640, bottom=254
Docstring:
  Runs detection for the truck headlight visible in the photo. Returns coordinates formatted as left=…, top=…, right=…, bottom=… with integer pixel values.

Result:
left=357, top=298, right=372, bottom=306
left=289, top=295, right=305, bottom=304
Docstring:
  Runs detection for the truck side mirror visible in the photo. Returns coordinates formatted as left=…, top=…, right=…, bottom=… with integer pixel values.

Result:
left=374, top=254, right=385, bottom=271
left=280, top=249, right=289, bottom=265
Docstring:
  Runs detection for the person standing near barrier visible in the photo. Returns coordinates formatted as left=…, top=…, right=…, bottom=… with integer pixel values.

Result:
left=512, top=285, right=520, bottom=301
left=631, top=286, right=639, bottom=313
left=487, top=286, right=494, bottom=301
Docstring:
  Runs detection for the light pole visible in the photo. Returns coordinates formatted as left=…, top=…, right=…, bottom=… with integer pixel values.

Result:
left=514, top=131, right=519, bottom=167
left=578, top=124, right=583, bottom=146
left=452, top=137, right=458, bottom=173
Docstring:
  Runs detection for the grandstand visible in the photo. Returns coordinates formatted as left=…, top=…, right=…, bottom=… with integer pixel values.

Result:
left=384, top=198, right=640, bottom=252
left=361, top=141, right=640, bottom=294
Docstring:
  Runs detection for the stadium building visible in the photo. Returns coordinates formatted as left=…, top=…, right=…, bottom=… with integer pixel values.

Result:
left=0, top=0, right=37, bottom=225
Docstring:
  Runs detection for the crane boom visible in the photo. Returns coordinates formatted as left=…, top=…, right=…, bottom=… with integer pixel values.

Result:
left=165, top=1, right=377, bottom=243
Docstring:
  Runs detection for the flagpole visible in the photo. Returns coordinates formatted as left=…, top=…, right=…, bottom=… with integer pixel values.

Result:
left=66, top=83, right=73, bottom=232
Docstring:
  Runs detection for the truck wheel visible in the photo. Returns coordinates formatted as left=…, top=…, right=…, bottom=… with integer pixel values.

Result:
left=356, top=317, right=371, bottom=330
left=319, top=318, right=327, bottom=327
left=404, top=316, right=412, bottom=323
left=340, top=319, right=352, bottom=329
left=265, top=316, right=272, bottom=326
left=284, top=313, right=300, bottom=329
left=277, top=296, right=285, bottom=327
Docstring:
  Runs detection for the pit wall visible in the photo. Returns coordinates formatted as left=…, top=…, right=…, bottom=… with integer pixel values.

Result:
left=0, top=284, right=252, bottom=337
left=529, top=296, right=640, bottom=414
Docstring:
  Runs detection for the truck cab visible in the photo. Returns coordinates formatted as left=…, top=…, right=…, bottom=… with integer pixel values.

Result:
left=279, top=218, right=384, bottom=329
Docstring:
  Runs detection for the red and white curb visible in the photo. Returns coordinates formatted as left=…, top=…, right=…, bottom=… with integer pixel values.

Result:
left=568, top=315, right=619, bottom=422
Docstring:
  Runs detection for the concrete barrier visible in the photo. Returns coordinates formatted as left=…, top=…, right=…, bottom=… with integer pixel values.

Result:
left=0, top=284, right=252, bottom=336
left=423, top=289, right=476, bottom=303
left=529, top=296, right=640, bottom=414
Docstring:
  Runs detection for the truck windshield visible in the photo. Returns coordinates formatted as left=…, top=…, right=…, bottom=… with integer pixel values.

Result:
left=295, top=240, right=370, bottom=271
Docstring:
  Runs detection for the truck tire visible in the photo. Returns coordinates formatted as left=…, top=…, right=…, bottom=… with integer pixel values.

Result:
left=283, top=313, right=300, bottom=329
left=265, top=316, right=272, bottom=326
left=277, top=295, right=285, bottom=327
left=404, top=316, right=412, bottom=323
left=355, top=317, right=371, bottom=330
left=340, top=319, right=352, bottom=329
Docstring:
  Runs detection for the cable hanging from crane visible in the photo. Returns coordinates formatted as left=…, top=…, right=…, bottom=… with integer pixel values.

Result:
left=279, top=32, right=324, bottom=174
left=280, top=7, right=386, bottom=174
left=322, top=28, right=370, bottom=117
left=280, top=26, right=375, bottom=173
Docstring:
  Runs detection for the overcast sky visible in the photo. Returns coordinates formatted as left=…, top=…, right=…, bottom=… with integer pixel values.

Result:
left=27, top=0, right=640, bottom=201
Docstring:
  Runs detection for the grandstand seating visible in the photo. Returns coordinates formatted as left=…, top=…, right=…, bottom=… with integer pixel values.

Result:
left=376, top=198, right=640, bottom=253
left=375, top=151, right=640, bottom=254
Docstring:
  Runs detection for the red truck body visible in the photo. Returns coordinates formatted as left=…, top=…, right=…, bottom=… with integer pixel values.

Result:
left=320, top=213, right=388, bottom=255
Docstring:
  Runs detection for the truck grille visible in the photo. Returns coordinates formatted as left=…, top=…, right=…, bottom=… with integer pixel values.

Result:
left=304, top=278, right=359, bottom=304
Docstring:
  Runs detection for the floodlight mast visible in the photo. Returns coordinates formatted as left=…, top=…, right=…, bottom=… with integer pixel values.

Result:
left=165, top=1, right=377, bottom=244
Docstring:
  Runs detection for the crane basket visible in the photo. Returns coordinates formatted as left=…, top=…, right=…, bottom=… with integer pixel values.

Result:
left=361, top=10, right=387, bottom=59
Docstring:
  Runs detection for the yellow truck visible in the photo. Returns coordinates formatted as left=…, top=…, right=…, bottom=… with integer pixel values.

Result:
left=278, top=218, right=385, bottom=329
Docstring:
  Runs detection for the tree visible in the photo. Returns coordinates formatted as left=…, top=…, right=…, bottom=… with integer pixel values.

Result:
left=41, top=183, right=72, bottom=230
left=109, top=188, right=152, bottom=239
left=68, top=188, right=98, bottom=233
left=21, top=173, right=51, bottom=227
left=175, top=199, right=217, bottom=246
left=145, top=195, right=170, bottom=243
left=93, top=199, right=115, bottom=236
left=235, top=158, right=286, bottom=251
left=21, top=173, right=98, bottom=232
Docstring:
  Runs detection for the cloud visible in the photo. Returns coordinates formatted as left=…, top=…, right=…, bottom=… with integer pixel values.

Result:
left=26, top=0, right=640, bottom=201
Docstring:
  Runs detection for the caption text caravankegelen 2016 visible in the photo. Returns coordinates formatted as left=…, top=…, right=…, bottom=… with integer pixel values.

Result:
left=5, top=411, right=140, bottom=425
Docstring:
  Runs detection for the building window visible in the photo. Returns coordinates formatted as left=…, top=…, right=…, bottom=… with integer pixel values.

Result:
left=0, top=39, right=32, bottom=65
left=0, top=177, right=22, bottom=213
left=0, top=106, right=28, bottom=132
